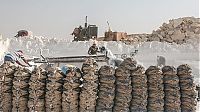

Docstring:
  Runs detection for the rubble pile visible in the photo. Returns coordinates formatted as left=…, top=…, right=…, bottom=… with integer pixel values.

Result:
left=96, top=66, right=116, bottom=112
left=12, top=67, right=31, bottom=112
left=177, top=64, right=197, bottom=112
left=28, top=67, right=47, bottom=112
left=80, top=58, right=99, bottom=112
left=0, top=62, right=16, bottom=112
left=123, top=17, right=199, bottom=44
left=124, top=34, right=150, bottom=44
left=62, top=66, right=81, bottom=112
left=113, top=58, right=136, bottom=112
left=148, top=17, right=200, bottom=44
left=162, top=66, right=181, bottom=112
left=45, top=67, right=63, bottom=112
left=130, top=65, right=147, bottom=112
left=146, top=66, right=164, bottom=112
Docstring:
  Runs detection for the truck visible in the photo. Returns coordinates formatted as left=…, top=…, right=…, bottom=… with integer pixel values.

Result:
left=71, top=16, right=98, bottom=41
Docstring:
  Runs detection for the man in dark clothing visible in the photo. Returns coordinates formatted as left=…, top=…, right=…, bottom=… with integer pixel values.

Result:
left=88, top=44, right=98, bottom=55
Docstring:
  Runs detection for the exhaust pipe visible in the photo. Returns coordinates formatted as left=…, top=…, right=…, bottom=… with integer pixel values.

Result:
left=85, top=16, right=88, bottom=28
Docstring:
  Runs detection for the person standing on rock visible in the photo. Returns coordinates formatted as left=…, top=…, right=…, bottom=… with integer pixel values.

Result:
left=4, top=50, right=31, bottom=67
left=88, top=43, right=99, bottom=55
left=157, top=55, right=166, bottom=67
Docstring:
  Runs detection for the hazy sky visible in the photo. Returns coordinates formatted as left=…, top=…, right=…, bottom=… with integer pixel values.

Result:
left=0, top=0, right=199, bottom=38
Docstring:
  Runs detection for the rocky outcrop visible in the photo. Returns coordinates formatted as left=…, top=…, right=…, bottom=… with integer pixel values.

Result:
left=124, top=17, right=199, bottom=44
left=148, top=17, right=200, bottom=44
left=125, top=34, right=150, bottom=44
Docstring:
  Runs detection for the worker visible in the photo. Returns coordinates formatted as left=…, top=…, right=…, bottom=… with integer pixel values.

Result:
left=4, top=50, right=31, bottom=67
left=99, top=46, right=108, bottom=57
left=157, top=55, right=166, bottom=67
left=88, top=43, right=99, bottom=55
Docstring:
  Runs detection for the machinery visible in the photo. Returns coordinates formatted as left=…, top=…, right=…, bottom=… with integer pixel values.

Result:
left=30, top=48, right=138, bottom=67
left=33, top=55, right=108, bottom=65
left=31, top=49, right=109, bottom=66
left=72, top=16, right=98, bottom=41
left=104, top=21, right=127, bottom=41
